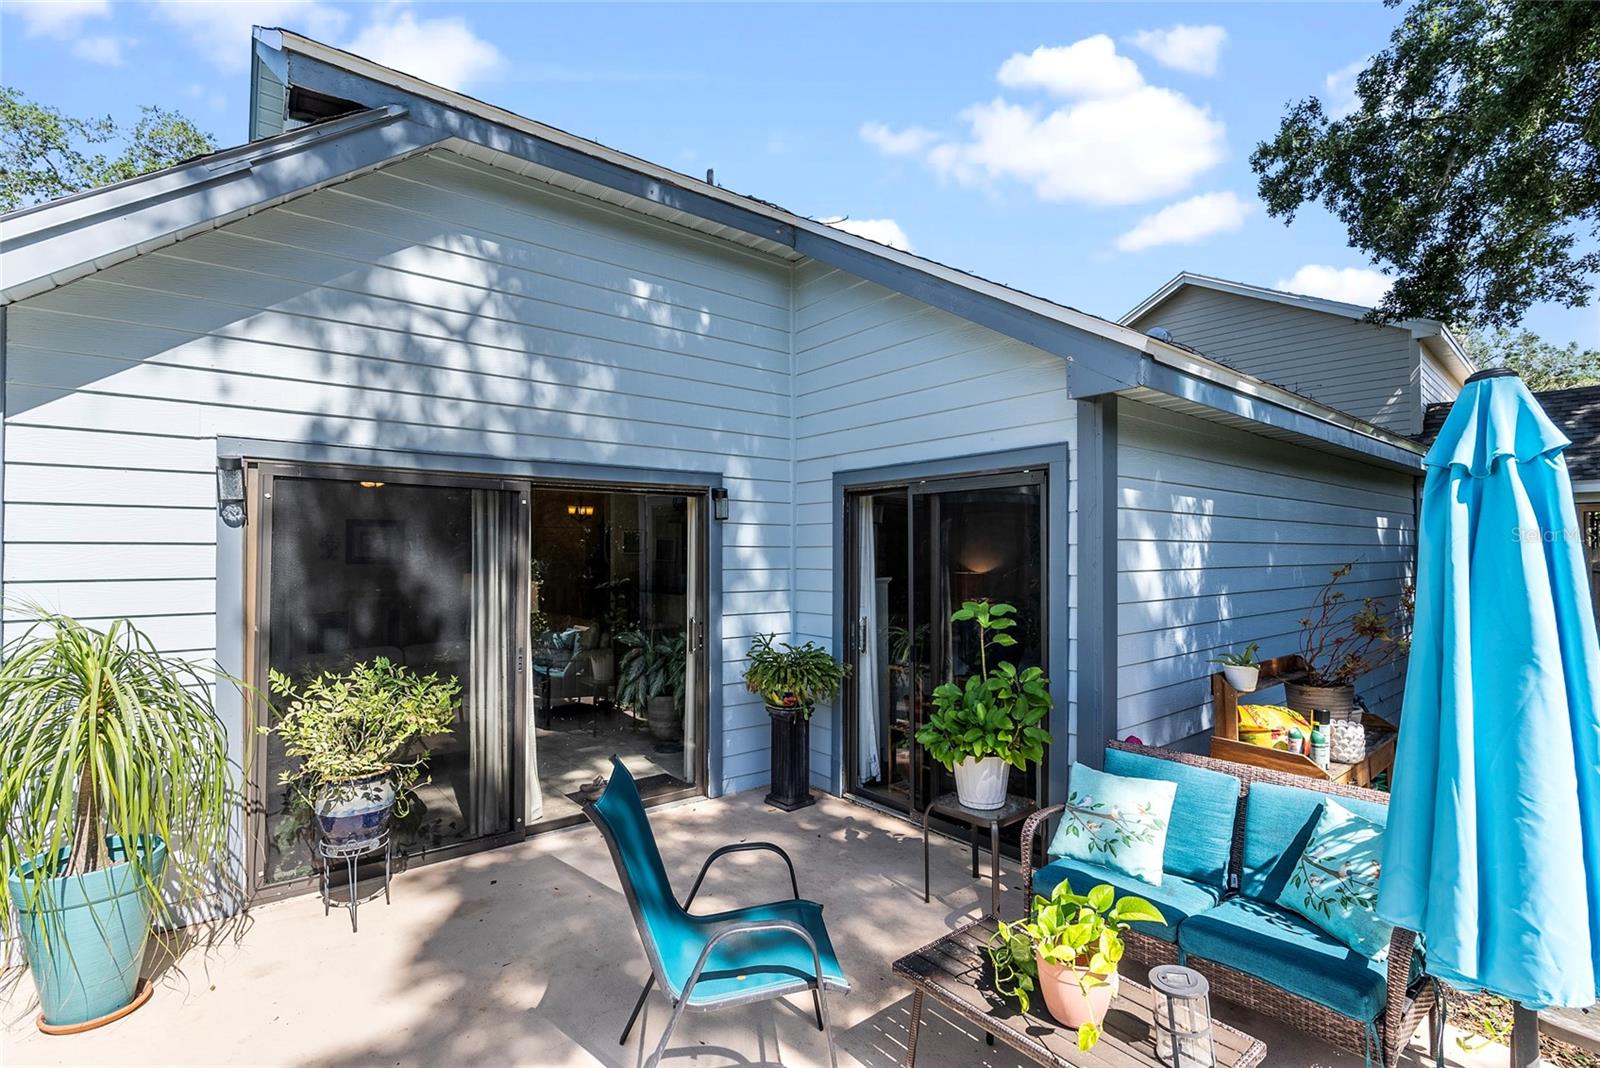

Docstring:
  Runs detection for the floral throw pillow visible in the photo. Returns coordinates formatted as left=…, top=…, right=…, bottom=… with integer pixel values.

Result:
left=1046, top=763, right=1176, bottom=886
left=1277, top=799, right=1394, bottom=959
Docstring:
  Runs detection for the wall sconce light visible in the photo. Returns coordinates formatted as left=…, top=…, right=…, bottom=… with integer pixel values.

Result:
left=711, top=487, right=729, bottom=521
left=216, top=456, right=246, bottom=528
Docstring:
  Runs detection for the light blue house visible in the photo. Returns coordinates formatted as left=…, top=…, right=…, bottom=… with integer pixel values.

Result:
left=0, top=30, right=1445, bottom=896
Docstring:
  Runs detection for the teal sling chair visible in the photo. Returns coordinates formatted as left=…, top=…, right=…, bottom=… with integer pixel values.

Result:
left=584, top=757, right=850, bottom=1068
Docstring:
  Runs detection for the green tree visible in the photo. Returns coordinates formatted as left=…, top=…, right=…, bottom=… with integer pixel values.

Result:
left=1251, top=0, right=1600, bottom=330
left=0, top=86, right=217, bottom=212
left=1461, top=328, right=1600, bottom=391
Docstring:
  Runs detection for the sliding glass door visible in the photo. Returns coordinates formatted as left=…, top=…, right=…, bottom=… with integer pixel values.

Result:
left=847, top=471, right=1047, bottom=817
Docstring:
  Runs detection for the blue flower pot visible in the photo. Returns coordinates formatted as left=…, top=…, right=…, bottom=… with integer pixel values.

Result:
left=314, top=774, right=396, bottom=848
left=7, top=835, right=167, bottom=1027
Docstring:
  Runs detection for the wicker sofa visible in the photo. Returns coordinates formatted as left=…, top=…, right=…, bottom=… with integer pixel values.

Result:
left=1019, top=740, right=1443, bottom=1067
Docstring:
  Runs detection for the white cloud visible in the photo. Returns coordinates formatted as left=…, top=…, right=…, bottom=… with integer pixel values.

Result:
left=71, top=35, right=125, bottom=65
left=345, top=11, right=505, bottom=90
left=152, top=1, right=348, bottom=71
left=1274, top=265, right=1392, bottom=307
left=824, top=217, right=914, bottom=252
left=860, top=122, right=941, bottom=157
left=1115, top=191, right=1252, bottom=252
left=928, top=87, right=1225, bottom=206
left=996, top=37, right=1143, bottom=98
left=1324, top=59, right=1367, bottom=119
left=9, top=0, right=108, bottom=37
left=1128, top=24, right=1228, bottom=77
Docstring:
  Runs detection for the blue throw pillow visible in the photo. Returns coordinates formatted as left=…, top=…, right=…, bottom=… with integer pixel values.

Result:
left=1047, top=762, right=1176, bottom=886
left=1277, top=799, right=1394, bottom=959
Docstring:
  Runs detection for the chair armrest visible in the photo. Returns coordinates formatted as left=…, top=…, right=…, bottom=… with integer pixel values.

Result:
left=678, top=918, right=824, bottom=1004
left=683, top=841, right=800, bottom=910
left=1019, top=804, right=1065, bottom=904
left=1381, top=926, right=1422, bottom=1047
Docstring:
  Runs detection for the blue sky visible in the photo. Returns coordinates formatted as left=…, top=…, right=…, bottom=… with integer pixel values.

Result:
left=5, top=1, right=1597, bottom=348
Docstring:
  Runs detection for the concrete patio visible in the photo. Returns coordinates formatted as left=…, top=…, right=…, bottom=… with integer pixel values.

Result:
left=3, top=791, right=1500, bottom=1068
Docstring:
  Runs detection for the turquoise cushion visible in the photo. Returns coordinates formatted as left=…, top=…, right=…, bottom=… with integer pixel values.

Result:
left=1031, top=856, right=1220, bottom=943
left=1240, top=782, right=1388, bottom=903
left=1178, top=896, right=1389, bottom=1021
left=1277, top=799, right=1394, bottom=959
left=1105, top=747, right=1241, bottom=890
left=1048, top=762, right=1176, bottom=885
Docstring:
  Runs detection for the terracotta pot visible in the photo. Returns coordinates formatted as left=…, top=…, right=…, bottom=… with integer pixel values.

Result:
left=1284, top=681, right=1356, bottom=719
left=1035, top=951, right=1119, bottom=1030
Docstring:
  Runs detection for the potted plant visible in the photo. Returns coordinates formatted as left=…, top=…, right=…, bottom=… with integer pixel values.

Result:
left=1210, top=642, right=1261, bottom=692
left=742, top=635, right=848, bottom=811
left=1289, top=563, right=1413, bottom=718
left=989, top=879, right=1166, bottom=1051
left=617, top=629, right=687, bottom=741
left=915, top=600, right=1052, bottom=810
left=265, top=658, right=458, bottom=852
left=0, top=611, right=238, bottom=1031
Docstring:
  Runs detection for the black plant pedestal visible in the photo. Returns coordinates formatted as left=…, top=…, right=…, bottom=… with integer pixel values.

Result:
left=764, top=705, right=815, bottom=811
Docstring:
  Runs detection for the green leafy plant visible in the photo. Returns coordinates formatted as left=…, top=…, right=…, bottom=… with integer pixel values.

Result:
left=990, top=879, right=1166, bottom=1051
left=0, top=609, right=237, bottom=942
left=742, top=635, right=849, bottom=718
left=914, top=600, right=1052, bottom=770
left=1300, top=563, right=1414, bottom=687
left=1210, top=642, right=1260, bottom=668
left=264, top=658, right=458, bottom=811
left=617, top=629, right=687, bottom=715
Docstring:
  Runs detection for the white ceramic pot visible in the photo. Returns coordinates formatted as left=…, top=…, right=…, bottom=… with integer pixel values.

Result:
left=1223, top=664, right=1260, bottom=693
left=953, top=755, right=1009, bottom=810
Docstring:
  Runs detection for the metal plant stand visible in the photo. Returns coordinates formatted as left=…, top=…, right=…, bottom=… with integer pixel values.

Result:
left=921, top=792, right=1036, bottom=917
left=317, top=830, right=392, bottom=932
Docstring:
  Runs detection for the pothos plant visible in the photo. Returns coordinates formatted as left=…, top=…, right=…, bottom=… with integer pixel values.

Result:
left=914, top=600, right=1052, bottom=770
left=989, top=879, right=1166, bottom=1051
left=742, top=634, right=849, bottom=718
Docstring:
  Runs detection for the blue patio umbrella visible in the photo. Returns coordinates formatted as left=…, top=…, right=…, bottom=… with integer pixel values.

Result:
left=1378, top=370, right=1600, bottom=1052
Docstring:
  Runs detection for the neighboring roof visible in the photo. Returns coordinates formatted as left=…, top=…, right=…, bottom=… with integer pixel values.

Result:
left=1122, top=271, right=1477, bottom=381
left=1421, top=384, right=1600, bottom=480
left=0, top=28, right=1428, bottom=474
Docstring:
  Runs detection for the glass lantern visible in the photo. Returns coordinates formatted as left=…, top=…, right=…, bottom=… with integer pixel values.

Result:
left=1149, top=963, right=1216, bottom=1068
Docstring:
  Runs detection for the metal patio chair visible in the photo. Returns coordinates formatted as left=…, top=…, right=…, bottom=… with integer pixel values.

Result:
left=583, top=756, right=849, bottom=1068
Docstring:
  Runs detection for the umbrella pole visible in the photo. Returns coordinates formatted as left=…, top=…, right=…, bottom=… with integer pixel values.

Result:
left=1510, top=1002, right=1542, bottom=1067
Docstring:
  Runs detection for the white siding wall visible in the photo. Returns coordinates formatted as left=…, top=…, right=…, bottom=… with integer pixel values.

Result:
left=1116, top=401, right=1416, bottom=746
left=792, top=262, right=1079, bottom=787
left=1419, top=349, right=1458, bottom=409
left=2, top=149, right=794, bottom=795
left=1131, top=287, right=1423, bottom=434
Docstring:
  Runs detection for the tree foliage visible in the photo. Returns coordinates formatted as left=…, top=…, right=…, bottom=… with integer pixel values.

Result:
left=0, top=85, right=217, bottom=212
left=1252, top=0, right=1600, bottom=329
left=1461, top=328, right=1600, bottom=391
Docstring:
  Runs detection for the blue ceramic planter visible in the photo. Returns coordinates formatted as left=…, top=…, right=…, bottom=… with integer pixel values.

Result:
left=7, top=835, right=167, bottom=1027
left=315, top=774, right=395, bottom=848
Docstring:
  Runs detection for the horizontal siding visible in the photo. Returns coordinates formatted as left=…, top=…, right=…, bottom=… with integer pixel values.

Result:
left=1131, top=287, right=1422, bottom=434
left=1115, top=400, right=1416, bottom=747
left=1420, top=349, right=1458, bottom=409
left=793, top=261, right=1078, bottom=788
left=3, top=149, right=794, bottom=796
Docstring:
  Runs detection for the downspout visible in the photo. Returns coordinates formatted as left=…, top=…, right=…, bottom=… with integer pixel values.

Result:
left=1073, top=394, right=1119, bottom=769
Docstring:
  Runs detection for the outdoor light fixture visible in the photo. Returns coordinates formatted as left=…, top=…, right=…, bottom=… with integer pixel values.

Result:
left=216, top=456, right=245, bottom=528
left=358, top=480, right=385, bottom=489
left=1149, top=964, right=1217, bottom=1068
left=711, top=487, right=729, bottom=521
left=566, top=501, right=595, bottom=517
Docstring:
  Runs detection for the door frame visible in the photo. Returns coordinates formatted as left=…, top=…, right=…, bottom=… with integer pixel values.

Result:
left=216, top=440, right=724, bottom=900
left=831, top=445, right=1072, bottom=809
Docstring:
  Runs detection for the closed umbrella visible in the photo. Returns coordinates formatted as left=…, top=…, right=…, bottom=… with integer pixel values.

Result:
left=1379, top=369, right=1600, bottom=1064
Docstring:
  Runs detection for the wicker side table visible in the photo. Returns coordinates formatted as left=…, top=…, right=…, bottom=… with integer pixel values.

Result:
left=317, top=830, right=392, bottom=933
left=921, top=792, right=1036, bottom=917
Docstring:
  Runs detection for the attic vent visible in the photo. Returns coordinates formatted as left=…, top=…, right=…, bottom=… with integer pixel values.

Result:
left=1146, top=326, right=1174, bottom=343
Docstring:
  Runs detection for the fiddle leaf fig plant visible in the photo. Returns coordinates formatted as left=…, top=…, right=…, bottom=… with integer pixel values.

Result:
left=742, top=634, right=848, bottom=718
left=914, top=600, right=1052, bottom=770
left=989, top=879, right=1167, bottom=1051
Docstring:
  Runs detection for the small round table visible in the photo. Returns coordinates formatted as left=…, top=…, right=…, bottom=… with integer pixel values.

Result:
left=921, top=792, right=1037, bottom=917
left=317, top=829, right=393, bottom=933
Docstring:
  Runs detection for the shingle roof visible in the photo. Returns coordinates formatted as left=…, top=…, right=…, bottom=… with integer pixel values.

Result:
left=1421, top=384, right=1600, bottom=480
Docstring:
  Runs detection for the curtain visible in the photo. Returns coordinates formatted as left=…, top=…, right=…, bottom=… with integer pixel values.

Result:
left=857, top=497, right=882, bottom=784
left=469, top=489, right=514, bottom=836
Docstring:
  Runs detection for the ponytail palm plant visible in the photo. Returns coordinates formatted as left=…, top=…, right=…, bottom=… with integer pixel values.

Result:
left=0, top=609, right=236, bottom=1019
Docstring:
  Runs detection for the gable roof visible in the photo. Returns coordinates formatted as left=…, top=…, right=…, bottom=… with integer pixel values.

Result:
left=1422, top=384, right=1600, bottom=481
left=1123, top=271, right=1476, bottom=381
left=0, top=29, right=1428, bottom=473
